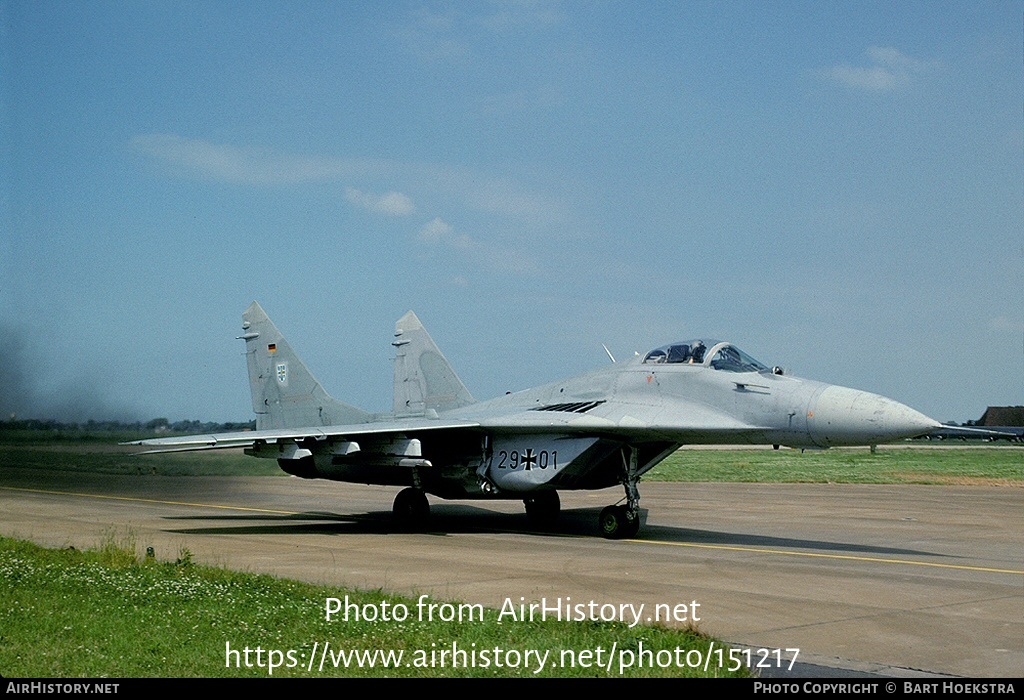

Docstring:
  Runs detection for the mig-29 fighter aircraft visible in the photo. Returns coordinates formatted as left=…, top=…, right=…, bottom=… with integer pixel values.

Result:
left=128, top=302, right=940, bottom=538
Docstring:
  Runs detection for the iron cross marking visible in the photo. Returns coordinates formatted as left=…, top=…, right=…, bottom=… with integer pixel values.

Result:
left=521, top=448, right=537, bottom=471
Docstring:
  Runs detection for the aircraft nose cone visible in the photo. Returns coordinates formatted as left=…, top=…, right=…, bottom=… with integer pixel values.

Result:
left=809, top=386, right=939, bottom=447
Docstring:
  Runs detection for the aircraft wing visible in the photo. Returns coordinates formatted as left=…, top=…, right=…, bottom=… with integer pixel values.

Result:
left=126, top=377, right=783, bottom=457
left=124, top=418, right=481, bottom=455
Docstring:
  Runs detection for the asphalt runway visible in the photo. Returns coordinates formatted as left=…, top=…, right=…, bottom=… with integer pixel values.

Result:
left=1, top=466, right=1021, bottom=678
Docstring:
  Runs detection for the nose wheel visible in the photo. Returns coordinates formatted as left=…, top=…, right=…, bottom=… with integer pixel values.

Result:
left=600, top=504, right=640, bottom=539
left=599, top=445, right=642, bottom=539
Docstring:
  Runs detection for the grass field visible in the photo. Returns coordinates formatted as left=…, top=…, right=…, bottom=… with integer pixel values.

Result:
left=0, top=433, right=280, bottom=477
left=0, top=535, right=745, bottom=678
left=649, top=444, right=1023, bottom=485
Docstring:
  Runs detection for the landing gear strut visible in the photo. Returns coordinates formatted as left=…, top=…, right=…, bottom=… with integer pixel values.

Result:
left=393, top=487, right=429, bottom=530
left=524, top=491, right=560, bottom=528
left=599, top=446, right=641, bottom=539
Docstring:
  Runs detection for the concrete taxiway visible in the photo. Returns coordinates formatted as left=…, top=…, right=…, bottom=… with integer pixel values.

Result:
left=1, top=467, right=1021, bottom=678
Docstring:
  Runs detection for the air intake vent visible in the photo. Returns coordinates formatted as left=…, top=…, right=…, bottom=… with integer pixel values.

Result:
left=532, top=400, right=606, bottom=414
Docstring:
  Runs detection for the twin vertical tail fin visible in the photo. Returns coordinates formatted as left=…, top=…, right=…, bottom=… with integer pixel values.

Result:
left=240, top=301, right=373, bottom=430
left=392, top=311, right=475, bottom=416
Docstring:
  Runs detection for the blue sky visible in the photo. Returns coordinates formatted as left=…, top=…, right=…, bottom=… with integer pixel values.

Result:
left=2, top=1, right=1021, bottom=424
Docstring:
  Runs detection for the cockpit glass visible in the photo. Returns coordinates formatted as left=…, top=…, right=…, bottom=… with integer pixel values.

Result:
left=643, top=339, right=768, bottom=373
left=642, top=340, right=708, bottom=365
left=708, top=345, right=769, bottom=373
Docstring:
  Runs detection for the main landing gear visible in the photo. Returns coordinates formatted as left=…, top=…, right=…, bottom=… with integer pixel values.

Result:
left=392, top=446, right=644, bottom=539
left=392, top=487, right=429, bottom=530
left=523, top=491, right=560, bottom=528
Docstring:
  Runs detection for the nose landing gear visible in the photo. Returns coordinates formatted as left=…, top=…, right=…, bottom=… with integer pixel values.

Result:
left=600, top=446, right=641, bottom=539
left=599, top=504, right=640, bottom=539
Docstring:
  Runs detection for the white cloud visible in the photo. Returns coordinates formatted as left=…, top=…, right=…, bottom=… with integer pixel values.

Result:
left=469, top=180, right=568, bottom=223
left=419, top=217, right=453, bottom=243
left=989, top=316, right=1024, bottom=333
left=417, top=217, right=530, bottom=273
left=134, top=134, right=571, bottom=230
left=397, top=8, right=469, bottom=62
left=476, top=86, right=564, bottom=116
left=398, top=2, right=563, bottom=62
left=419, top=166, right=572, bottom=227
left=867, top=46, right=926, bottom=72
left=828, top=64, right=902, bottom=91
left=132, top=134, right=392, bottom=184
left=419, top=217, right=477, bottom=251
left=477, top=1, right=565, bottom=32
left=344, top=188, right=416, bottom=216
left=824, top=47, right=934, bottom=91
left=133, top=134, right=568, bottom=277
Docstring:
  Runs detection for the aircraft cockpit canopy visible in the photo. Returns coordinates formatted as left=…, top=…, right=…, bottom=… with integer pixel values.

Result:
left=642, top=340, right=770, bottom=373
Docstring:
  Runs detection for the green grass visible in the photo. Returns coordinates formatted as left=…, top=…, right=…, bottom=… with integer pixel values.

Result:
left=2, top=433, right=1020, bottom=484
left=0, top=442, right=278, bottom=477
left=0, top=535, right=745, bottom=678
left=647, top=446, right=1023, bottom=485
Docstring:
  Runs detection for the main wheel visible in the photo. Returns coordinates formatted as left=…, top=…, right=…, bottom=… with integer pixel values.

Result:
left=393, top=488, right=430, bottom=531
left=524, top=491, right=560, bottom=528
left=599, top=505, right=640, bottom=539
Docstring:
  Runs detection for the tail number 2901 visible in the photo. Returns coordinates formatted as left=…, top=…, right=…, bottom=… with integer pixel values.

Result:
left=495, top=449, right=558, bottom=471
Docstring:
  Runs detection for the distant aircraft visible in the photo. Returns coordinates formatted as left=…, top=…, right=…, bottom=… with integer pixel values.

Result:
left=129, top=302, right=940, bottom=538
left=917, top=424, right=1023, bottom=442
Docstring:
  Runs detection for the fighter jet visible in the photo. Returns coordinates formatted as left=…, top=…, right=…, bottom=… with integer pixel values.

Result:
left=128, top=302, right=940, bottom=538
